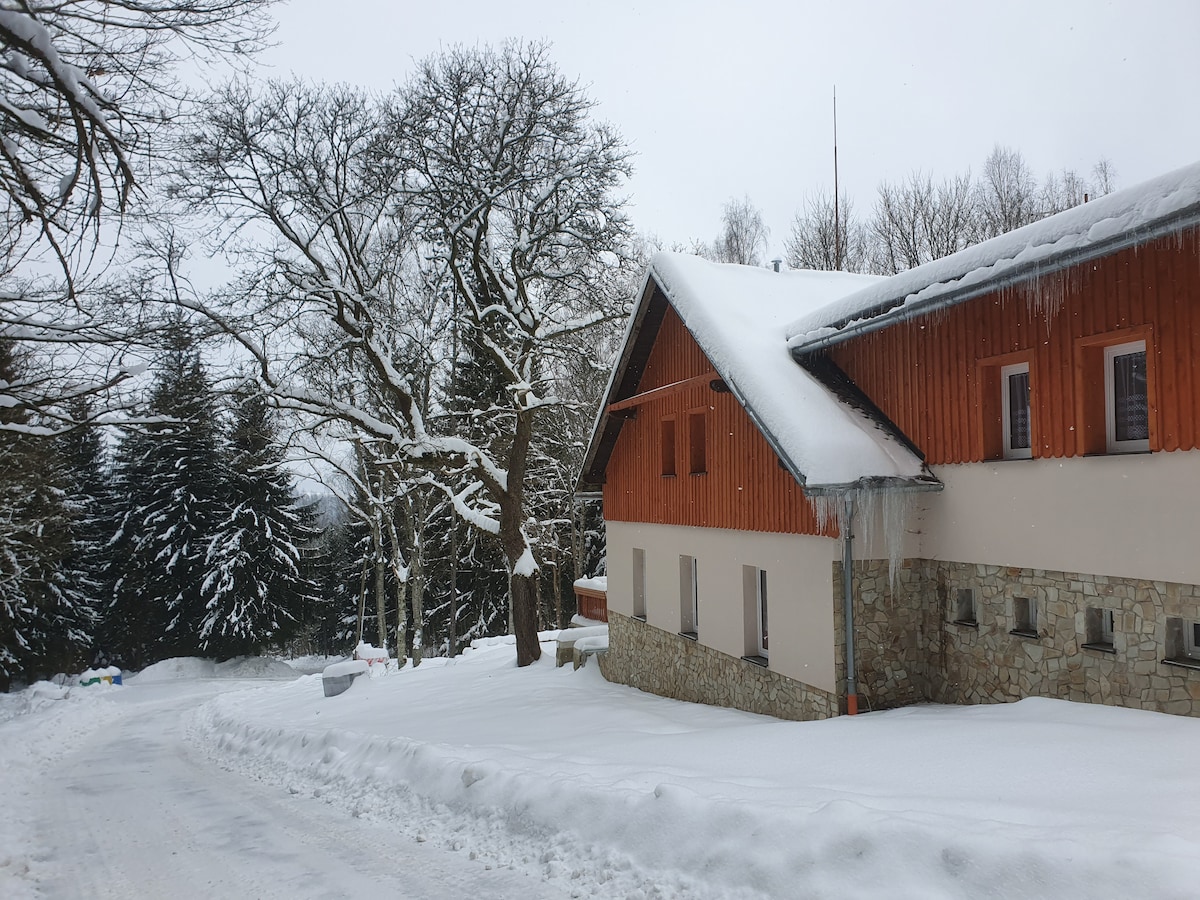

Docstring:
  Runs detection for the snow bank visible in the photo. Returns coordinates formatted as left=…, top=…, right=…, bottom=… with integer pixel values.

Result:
left=572, top=575, right=608, bottom=592
left=132, top=656, right=299, bottom=683
left=647, top=253, right=930, bottom=489
left=191, top=636, right=1200, bottom=899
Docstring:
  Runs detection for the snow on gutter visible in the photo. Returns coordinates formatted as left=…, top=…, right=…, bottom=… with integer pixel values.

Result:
left=786, top=160, right=1200, bottom=355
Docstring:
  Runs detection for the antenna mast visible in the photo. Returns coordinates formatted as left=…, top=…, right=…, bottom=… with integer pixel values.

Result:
left=833, top=85, right=840, bottom=271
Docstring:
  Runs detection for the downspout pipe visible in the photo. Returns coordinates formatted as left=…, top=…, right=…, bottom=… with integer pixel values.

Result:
left=842, top=494, right=858, bottom=716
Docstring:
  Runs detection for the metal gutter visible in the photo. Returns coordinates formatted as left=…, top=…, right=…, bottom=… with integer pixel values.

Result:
left=792, top=202, right=1200, bottom=357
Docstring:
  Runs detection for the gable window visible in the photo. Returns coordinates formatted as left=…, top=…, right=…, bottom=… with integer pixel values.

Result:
left=632, top=548, right=646, bottom=620
left=687, top=410, right=707, bottom=475
left=661, top=416, right=677, bottom=476
left=1104, top=340, right=1149, bottom=453
left=1000, top=362, right=1032, bottom=459
left=679, top=555, right=698, bottom=638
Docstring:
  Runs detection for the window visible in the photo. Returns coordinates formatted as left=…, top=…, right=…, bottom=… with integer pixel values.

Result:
left=1011, top=596, right=1037, bottom=637
left=1083, top=607, right=1116, bottom=652
left=1104, top=340, right=1149, bottom=453
left=632, top=548, right=646, bottom=620
left=741, top=566, right=768, bottom=664
left=679, top=555, right=698, bottom=638
left=661, top=416, right=676, bottom=476
left=687, top=410, right=707, bottom=475
left=756, top=569, right=768, bottom=657
left=979, top=353, right=1033, bottom=461
left=1165, top=617, right=1200, bottom=666
left=1076, top=330, right=1154, bottom=455
left=1000, top=363, right=1032, bottom=459
left=953, top=588, right=977, bottom=626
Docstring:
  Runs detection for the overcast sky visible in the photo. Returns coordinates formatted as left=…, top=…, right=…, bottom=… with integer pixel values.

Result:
left=258, top=0, right=1199, bottom=260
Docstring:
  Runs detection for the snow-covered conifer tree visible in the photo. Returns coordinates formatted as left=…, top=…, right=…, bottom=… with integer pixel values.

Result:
left=199, top=388, right=316, bottom=657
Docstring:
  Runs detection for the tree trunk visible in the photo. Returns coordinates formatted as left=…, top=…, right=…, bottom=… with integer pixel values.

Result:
left=551, top=540, right=563, bottom=629
left=371, top=513, right=387, bottom=653
left=448, top=519, right=459, bottom=658
left=355, top=555, right=369, bottom=647
left=500, top=409, right=541, bottom=667
left=384, top=505, right=408, bottom=667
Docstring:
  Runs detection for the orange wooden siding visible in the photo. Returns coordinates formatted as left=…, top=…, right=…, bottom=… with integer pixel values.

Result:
left=829, top=229, right=1200, bottom=463
left=574, top=586, right=609, bottom=622
left=603, top=305, right=832, bottom=536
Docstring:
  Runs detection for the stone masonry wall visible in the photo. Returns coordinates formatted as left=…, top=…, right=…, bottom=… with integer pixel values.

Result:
left=832, top=559, right=942, bottom=713
left=598, top=611, right=838, bottom=721
left=840, top=559, right=1200, bottom=717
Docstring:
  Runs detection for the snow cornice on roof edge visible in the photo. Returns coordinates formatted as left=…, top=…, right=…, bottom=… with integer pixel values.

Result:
left=786, top=160, right=1200, bottom=355
left=618, top=254, right=937, bottom=492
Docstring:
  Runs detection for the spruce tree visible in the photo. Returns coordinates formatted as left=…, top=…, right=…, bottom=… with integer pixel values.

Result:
left=200, top=388, right=316, bottom=657
left=0, top=342, right=94, bottom=687
left=104, top=324, right=226, bottom=667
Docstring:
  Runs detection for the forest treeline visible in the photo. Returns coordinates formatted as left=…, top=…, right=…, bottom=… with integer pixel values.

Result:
left=0, top=1, right=1114, bottom=687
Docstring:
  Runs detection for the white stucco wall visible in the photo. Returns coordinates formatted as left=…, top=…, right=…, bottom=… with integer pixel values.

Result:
left=920, top=450, right=1200, bottom=585
left=605, top=521, right=839, bottom=694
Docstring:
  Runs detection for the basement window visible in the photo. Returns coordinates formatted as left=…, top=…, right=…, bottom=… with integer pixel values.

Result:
left=1165, top=617, right=1200, bottom=669
left=1083, top=607, right=1116, bottom=653
left=952, top=588, right=978, bottom=627
left=1011, top=597, right=1038, bottom=638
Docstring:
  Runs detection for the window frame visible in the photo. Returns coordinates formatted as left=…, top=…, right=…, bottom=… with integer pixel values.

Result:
left=977, top=350, right=1035, bottom=461
left=1074, top=327, right=1156, bottom=456
left=631, top=548, right=646, bottom=620
left=1103, top=339, right=1150, bottom=454
left=756, top=568, right=769, bottom=658
left=1011, top=596, right=1038, bottom=638
left=686, top=408, right=708, bottom=475
left=660, top=415, right=677, bottom=476
left=953, top=587, right=978, bottom=626
left=679, top=554, right=698, bottom=638
left=1000, top=361, right=1032, bottom=460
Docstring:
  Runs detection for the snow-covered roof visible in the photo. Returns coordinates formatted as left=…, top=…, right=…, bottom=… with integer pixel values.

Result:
left=786, top=160, right=1200, bottom=351
left=579, top=253, right=938, bottom=493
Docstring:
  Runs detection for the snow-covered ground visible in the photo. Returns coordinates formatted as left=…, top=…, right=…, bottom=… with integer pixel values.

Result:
left=3, top=638, right=1198, bottom=899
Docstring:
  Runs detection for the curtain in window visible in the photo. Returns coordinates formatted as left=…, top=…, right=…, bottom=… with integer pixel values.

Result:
left=1007, top=370, right=1031, bottom=450
left=1113, top=351, right=1148, bottom=442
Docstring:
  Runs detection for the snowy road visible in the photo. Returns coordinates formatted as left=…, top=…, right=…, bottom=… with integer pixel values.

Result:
left=26, top=681, right=568, bottom=900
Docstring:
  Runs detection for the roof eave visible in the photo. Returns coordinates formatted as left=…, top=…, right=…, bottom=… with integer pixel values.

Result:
left=791, top=201, right=1200, bottom=357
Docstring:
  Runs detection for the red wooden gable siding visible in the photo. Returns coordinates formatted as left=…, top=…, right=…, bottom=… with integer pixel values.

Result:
left=829, top=229, right=1200, bottom=463
left=603, top=304, right=832, bottom=536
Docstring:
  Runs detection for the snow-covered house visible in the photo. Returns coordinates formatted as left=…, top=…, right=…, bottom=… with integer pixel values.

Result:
left=578, top=161, right=1200, bottom=720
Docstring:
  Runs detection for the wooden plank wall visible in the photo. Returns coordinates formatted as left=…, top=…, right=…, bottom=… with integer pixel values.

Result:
left=603, top=304, right=831, bottom=536
left=829, top=229, right=1200, bottom=463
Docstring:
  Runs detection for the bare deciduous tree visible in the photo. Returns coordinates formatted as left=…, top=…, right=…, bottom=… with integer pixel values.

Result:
left=785, top=189, right=869, bottom=273
left=181, top=44, right=636, bottom=668
left=699, top=195, right=769, bottom=266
